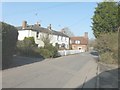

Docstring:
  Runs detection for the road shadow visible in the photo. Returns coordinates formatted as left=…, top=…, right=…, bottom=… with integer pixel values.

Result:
left=75, top=68, right=119, bottom=89
left=3, top=55, right=45, bottom=70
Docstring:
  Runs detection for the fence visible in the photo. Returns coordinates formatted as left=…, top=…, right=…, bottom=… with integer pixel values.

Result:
left=58, top=50, right=83, bottom=56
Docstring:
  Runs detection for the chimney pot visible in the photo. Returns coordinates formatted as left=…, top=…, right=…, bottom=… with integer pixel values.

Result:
left=36, top=21, right=41, bottom=27
left=61, top=29, right=65, bottom=34
left=48, top=24, right=52, bottom=30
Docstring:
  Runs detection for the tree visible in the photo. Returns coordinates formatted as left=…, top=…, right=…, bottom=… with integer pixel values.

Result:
left=40, top=33, right=52, bottom=46
left=92, top=1, right=118, bottom=38
left=61, top=27, right=74, bottom=37
left=118, top=2, right=120, bottom=26
left=2, top=22, right=18, bottom=69
left=88, top=38, right=96, bottom=49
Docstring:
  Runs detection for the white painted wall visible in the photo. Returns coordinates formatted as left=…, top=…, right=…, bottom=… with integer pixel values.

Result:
left=18, top=30, right=36, bottom=40
left=18, top=30, right=30, bottom=40
left=35, top=32, right=45, bottom=47
left=50, top=35, right=69, bottom=49
left=58, top=50, right=82, bottom=56
left=18, top=30, right=70, bottom=49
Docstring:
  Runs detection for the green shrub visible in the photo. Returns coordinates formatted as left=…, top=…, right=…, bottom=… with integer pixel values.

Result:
left=24, top=37, right=36, bottom=47
left=17, top=45, right=39, bottom=57
left=17, top=37, right=36, bottom=48
left=100, top=52, right=117, bottom=64
left=94, top=32, right=118, bottom=64
left=17, top=37, right=40, bottom=57
left=35, top=44, right=58, bottom=58
left=44, top=44, right=58, bottom=58
left=37, top=48, right=51, bottom=58
left=2, top=22, right=18, bottom=69
left=17, top=37, right=58, bottom=58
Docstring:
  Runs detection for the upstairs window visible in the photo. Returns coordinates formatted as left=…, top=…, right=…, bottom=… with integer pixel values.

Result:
left=57, top=35, right=59, bottom=40
left=77, top=40, right=80, bottom=44
left=36, top=31, right=39, bottom=38
left=75, top=40, right=80, bottom=44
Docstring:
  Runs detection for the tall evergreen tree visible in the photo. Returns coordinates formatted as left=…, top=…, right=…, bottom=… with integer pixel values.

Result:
left=92, top=1, right=118, bottom=38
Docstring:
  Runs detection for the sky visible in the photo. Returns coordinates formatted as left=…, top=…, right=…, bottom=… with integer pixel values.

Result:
left=1, top=2, right=98, bottom=39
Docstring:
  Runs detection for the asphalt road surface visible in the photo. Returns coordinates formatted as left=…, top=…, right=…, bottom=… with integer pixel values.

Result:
left=2, top=52, right=98, bottom=88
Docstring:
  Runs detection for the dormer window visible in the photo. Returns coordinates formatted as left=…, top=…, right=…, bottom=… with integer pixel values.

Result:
left=78, top=40, right=80, bottom=44
left=75, top=40, right=80, bottom=44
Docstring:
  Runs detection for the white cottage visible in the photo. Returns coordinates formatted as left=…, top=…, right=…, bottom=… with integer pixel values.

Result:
left=17, top=21, right=70, bottom=49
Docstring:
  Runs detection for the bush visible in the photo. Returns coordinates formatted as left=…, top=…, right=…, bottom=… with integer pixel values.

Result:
left=17, top=37, right=40, bottom=57
left=94, top=32, right=118, bottom=64
left=100, top=52, right=117, bottom=64
left=37, top=44, right=58, bottom=58
left=17, top=37, right=58, bottom=58
left=2, top=22, right=18, bottom=69
left=36, top=48, right=51, bottom=58
left=24, top=37, right=36, bottom=47
left=44, top=44, right=58, bottom=58
left=17, top=45, right=39, bottom=57
left=17, top=37, right=36, bottom=48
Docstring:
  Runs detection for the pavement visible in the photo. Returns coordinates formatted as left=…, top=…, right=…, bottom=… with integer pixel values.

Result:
left=98, top=62, right=118, bottom=88
left=2, top=52, right=98, bottom=88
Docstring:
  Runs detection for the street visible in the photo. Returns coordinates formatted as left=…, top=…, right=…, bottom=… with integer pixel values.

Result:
left=2, top=52, right=98, bottom=88
left=2, top=1, right=119, bottom=89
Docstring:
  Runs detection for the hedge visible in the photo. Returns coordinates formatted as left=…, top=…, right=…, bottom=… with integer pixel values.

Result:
left=2, top=22, right=18, bottom=69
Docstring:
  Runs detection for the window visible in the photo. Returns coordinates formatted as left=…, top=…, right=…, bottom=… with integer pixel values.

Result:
left=75, top=40, right=77, bottom=44
left=61, top=36, right=63, bottom=41
left=59, top=36, right=61, bottom=41
left=57, top=36, right=59, bottom=40
left=75, top=40, right=80, bottom=44
left=36, top=31, right=39, bottom=38
left=78, top=40, right=80, bottom=44
left=61, top=43, right=65, bottom=48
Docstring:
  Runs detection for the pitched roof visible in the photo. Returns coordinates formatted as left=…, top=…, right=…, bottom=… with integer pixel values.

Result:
left=16, top=25, right=69, bottom=37
left=70, top=36, right=88, bottom=45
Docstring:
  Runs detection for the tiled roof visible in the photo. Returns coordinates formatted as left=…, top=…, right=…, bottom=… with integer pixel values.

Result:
left=16, top=25, right=69, bottom=37
left=70, top=36, right=88, bottom=45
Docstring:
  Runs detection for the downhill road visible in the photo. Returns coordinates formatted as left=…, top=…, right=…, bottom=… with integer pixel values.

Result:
left=2, top=52, right=98, bottom=88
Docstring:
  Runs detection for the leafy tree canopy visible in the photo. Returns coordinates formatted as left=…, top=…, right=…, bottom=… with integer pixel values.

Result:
left=92, top=1, right=118, bottom=38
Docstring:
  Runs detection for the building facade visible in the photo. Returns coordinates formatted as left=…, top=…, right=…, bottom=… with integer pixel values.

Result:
left=17, top=21, right=70, bottom=49
left=70, top=32, right=88, bottom=52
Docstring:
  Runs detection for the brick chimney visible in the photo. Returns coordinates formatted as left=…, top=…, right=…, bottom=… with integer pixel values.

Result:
left=84, top=32, right=88, bottom=38
left=47, top=24, right=52, bottom=30
left=22, top=21, right=27, bottom=29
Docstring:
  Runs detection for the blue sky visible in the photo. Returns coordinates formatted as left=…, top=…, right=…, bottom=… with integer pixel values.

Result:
left=2, top=2, right=97, bottom=39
